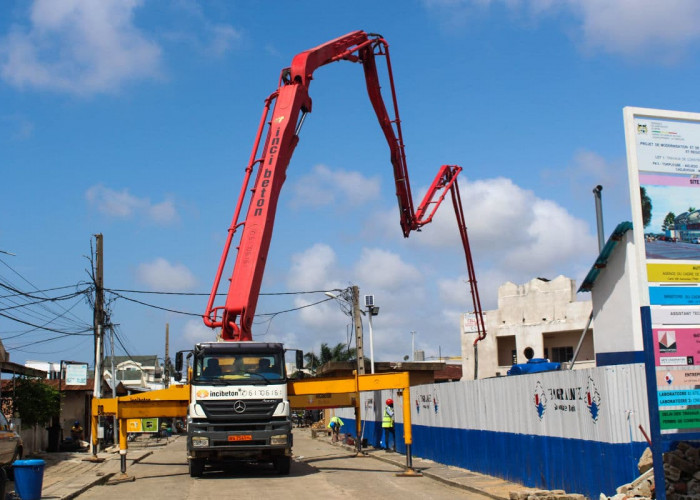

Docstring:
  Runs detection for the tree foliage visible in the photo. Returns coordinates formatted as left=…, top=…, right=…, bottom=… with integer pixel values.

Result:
left=662, top=212, right=676, bottom=231
left=13, top=377, right=60, bottom=428
left=304, top=342, right=356, bottom=371
left=640, top=187, right=652, bottom=228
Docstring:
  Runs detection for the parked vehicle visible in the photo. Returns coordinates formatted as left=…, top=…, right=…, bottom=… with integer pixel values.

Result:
left=0, top=413, right=22, bottom=476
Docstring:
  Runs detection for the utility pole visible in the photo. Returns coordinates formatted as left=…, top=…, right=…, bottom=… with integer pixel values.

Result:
left=164, top=323, right=170, bottom=389
left=351, top=286, right=365, bottom=375
left=93, top=234, right=104, bottom=399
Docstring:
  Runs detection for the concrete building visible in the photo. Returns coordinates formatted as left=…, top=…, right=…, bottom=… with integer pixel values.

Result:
left=102, top=355, right=165, bottom=392
left=461, top=275, right=594, bottom=379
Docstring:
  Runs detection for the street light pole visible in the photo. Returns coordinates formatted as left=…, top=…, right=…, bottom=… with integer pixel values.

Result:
left=411, top=331, right=416, bottom=361
left=351, top=286, right=365, bottom=375
left=365, top=297, right=379, bottom=374
left=367, top=309, right=375, bottom=374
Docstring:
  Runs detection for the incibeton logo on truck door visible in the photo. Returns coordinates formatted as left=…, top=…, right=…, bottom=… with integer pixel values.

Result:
left=195, top=388, right=282, bottom=399
left=196, top=389, right=242, bottom=399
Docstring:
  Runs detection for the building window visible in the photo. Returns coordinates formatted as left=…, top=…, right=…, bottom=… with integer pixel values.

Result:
left=497, top=335, right=516, bottom=366
left=550, top=346, right=574, bottom=363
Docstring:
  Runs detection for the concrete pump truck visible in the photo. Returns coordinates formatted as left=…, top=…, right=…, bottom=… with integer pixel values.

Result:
left=174, top=30, right=486, bottom=477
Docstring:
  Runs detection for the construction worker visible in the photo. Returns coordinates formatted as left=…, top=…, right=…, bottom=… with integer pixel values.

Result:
left=70, top=420, right=84, bottom=442
left=328, top=415, right=344, bottom=443
left=382, top=398, right=395, bottom=451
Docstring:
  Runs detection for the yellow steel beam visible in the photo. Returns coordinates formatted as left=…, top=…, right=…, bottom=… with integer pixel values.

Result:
left=288, top=372, right=410, bottom=395
left=289, top=392, right=357, bottom=409
left=116, top=384, right=190, bottom=402
left=288, top=375, right=358, bottom=395
left=92, top=384, right=190, bottom=419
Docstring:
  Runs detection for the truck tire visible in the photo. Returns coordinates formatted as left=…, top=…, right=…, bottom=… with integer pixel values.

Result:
left=273, top=456, right=291, bottom=475
left=189, top=458, right=205, bottom=477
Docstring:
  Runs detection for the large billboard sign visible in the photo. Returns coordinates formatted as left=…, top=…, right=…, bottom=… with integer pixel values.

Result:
left=626, top=108, right=700, bottom=500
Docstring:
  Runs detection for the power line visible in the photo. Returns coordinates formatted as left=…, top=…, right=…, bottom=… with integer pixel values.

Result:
left=0, top=310, right=93, bottom=336
left=106, top=291, right=203, bottom=317
left=0, top=257, right=90, bottom=328
left=104, top=287, right=337, bottom=296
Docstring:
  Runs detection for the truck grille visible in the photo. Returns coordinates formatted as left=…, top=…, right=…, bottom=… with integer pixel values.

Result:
left=199, top=399, right=281, bottom=421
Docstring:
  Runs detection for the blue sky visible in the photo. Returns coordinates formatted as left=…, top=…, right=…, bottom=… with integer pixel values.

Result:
left=2, top=0, right=700, bottom=368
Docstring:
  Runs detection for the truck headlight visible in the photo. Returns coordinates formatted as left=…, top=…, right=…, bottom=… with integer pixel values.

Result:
left=192, top=436, right=209, bottom=447
left=270, top=434, right=287, bottom=445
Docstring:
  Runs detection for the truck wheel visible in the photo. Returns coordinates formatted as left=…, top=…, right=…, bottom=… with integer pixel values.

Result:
left=273, top=456, right=291, bottom=475
left=189, top=458, right=205, bottom=477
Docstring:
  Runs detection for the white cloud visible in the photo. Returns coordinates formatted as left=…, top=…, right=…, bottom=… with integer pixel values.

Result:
left=164, top=1, right=241, bottom=58
left=182, top=319, right=216, bottom=345
left=422, top=0, right=700, bottom=61
left=285, top=243, right=350, bottom=332
left=286, top=243, right=347, bottom=291
left=571, top=0, right=700, bottom=61
left=85, top=184, right=179, bottom=225
left=0, top=0, right=162, bottom=94
left=365, top=175, right=596, bottom=292
left=136, top=257, right=197, bottom=291
left=353, top=248, right=422, bottom=290
left=438, top=276, right=471, bottom=307
left=289, top=164, right=381, bottom=209
left=205, top=24, right=240, bottom=57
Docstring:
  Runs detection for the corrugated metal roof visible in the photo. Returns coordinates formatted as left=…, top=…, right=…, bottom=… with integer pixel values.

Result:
left=578, top=221, right=633, bottom=293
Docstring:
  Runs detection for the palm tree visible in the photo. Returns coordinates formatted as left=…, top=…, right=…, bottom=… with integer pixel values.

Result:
left=305, top=342, right=356, bottom=372
left=320, top=342, right=355, bottom=364
left=662, top=212, right=676, bottom=231
left=303, top=351, right=321, bottom=371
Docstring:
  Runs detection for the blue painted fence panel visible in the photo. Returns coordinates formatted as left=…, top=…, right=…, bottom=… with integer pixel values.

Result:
left=336, top=364, right=650, bottom=499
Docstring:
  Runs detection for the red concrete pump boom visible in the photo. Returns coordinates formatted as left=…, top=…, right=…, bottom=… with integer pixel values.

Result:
left=203, top=31, right=486, bottom=345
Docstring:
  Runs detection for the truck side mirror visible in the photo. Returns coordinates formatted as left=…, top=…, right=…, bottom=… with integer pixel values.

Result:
left=174, top=372, right=182, bottom=382
left=175, top=352, right=183, bottom=372
left=296, top=350, right=303, bottom=370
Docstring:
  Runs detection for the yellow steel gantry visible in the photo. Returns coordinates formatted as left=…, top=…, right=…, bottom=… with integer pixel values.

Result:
left=91, top=371, right=420, bottom=479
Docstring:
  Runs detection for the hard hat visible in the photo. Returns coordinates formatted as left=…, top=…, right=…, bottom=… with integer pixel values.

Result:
left=386, top=398, right=393, bottom=405
left=74, top=420, right=80, bottom=425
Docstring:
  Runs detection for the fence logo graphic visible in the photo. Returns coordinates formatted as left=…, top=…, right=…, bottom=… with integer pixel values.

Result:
left=534, top=381, right=547, bottom=419
left=415, top=392, right=439, bottom=414
left=586, top=376, right=601, bottom=422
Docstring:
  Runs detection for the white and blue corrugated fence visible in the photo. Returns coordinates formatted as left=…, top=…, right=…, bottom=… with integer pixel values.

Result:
left=337, top=364, right=650, bottom=498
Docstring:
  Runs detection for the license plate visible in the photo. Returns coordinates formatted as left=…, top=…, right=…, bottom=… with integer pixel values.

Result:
left=228, top=435, right=252, bottom=442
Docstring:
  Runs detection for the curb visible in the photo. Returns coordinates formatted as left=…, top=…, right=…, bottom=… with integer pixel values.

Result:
left=59, top=472, right=116, bottom=500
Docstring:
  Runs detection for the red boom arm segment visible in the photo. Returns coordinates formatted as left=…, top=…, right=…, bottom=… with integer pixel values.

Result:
left=204, top=31, right=486, bottom=345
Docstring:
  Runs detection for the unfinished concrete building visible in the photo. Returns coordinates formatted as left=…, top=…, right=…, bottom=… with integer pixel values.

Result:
left=461, top=275, right=594, bottom=379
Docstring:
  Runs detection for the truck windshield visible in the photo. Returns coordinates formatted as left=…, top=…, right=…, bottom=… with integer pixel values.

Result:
left=194, top=353, right=285, bottom=383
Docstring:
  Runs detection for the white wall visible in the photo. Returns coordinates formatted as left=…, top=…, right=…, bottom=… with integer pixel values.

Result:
left=591, top=231, right=645, bottom=357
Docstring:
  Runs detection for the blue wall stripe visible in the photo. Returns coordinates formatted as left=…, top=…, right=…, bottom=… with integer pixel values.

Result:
left=345, top=419, right=646, bottom=499
left=596, top=351, right=645, bottom=366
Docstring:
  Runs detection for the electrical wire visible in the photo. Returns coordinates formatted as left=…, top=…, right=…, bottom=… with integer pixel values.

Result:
left=104, top=287, right=339, bottom=296
left=0, top=257, right=91, bottom=330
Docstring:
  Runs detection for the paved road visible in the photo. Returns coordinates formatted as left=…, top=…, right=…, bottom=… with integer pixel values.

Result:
left=76, top=430, right=492, bottom=500
left=645, top=239, right=700, bottom=260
